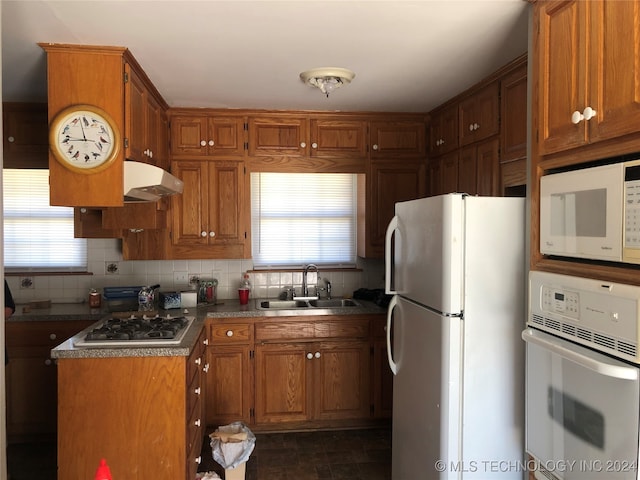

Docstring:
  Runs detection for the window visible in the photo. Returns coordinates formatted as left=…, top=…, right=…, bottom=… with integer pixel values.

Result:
left=251, top=172, right=357, bottom=268
left=3, top=169, right=87, bottom=272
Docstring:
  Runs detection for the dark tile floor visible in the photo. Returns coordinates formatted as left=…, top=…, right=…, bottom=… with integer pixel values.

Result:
left=199, top=427, right=392, bottom=480
left=7, top=427, right=391, bottom=480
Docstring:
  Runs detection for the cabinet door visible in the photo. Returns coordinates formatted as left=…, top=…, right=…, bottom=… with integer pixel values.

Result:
left=441, top=151, right=459, bottom=194
left=145, top=92, right=164, bottom=167
left=475, top=137, right=500, bottom=196
left=459, top=82, right=500, bottom=146
left=536, top=0, right=588, bottom=155
left=309, top=118, right=368, bottom=159
left=171, top=160, right=210, bottom=245
left=254, top=342, right=313, bottom=424
left=125, top=64, right=147, bottom=163
left=315, top=340, right=370, bottom=421
left=370, top=120, right=426, bottom=159
left=458, top=146, right=478, bottom=196
left=207, top=116, right=246, bottom=157
left=205, top=345, right=252, bottom=426
left=2, top=102, right=49, bottom=168
left=588, top=0, right=640, bottom=144
left=429, top=104, right=458, bottom=156
left=372, top=338, right=393, bottom=419
left=207, top=161, right=245, bottom=245
left=428, top=157, right=443, bottom=197
left=170, top=116, right=209, bottom=156
left=500, top=63, right=528, bottom=163
left=248, top=116, right=308, bottom=157
left=359, top=161, right=426, bottom=258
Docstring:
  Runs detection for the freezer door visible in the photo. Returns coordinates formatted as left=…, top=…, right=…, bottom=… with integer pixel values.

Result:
left=391, top=194, right=464, bottom=314
left=391, top=296, right=462, bottom=480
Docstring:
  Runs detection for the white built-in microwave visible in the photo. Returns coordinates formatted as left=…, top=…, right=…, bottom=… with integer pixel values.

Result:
left=539, top=159, right=640, bottom=264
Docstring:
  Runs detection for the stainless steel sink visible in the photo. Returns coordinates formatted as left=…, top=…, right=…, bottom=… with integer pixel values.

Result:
left=308, top=298, right=360, bottom=308
left=256, top=298, right=361, bottom=310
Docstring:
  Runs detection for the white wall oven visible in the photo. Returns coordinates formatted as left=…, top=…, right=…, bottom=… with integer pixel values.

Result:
left=523, top=271, right=640, bottom=480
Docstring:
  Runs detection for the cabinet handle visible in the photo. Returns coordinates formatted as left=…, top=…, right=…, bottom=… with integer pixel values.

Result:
left=194, top=418, right=201, bottom=427
left=306, top=352, right=313, bottom=360
left=314, top=351, right=321, bottom=359
left=300, top=142, right=306, bottom=148
left=226, top=330, right=234, bottom=337
left=194, top=387, right=201, bottom=395
left=195, top=456, right=202, bottom=465
left=209, top=231, right=216, bottom=237
left=44, top=359, right=53, bottom=366
left=208, top=140, right=215, bottom=146
left=200, top=140, right=207, bottom=147
left=49, top=333, right=57, bottom=341
left=7, top=136, right=14, bottom=143
left=372, top=144, right=379, bottom=151
left=583, top=106, right=597, bottom=121
left=311, top=142, right=318, bottom=149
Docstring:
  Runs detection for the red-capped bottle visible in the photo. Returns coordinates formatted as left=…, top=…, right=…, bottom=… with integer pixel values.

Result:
left=94, top=458, right=112, bottom=480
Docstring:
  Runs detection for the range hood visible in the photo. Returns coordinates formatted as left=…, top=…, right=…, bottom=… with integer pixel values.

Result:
left=123, top=161, right=184, bottom=203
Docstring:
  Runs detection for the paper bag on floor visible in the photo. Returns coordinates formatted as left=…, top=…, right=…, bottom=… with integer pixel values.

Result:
left=209, top=422, right=256, bottom=470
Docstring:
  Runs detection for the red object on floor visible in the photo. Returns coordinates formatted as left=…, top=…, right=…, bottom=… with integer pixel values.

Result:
left=94, top=459, right=113, bottom=480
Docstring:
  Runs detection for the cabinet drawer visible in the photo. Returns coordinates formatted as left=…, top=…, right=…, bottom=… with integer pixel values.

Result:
left=255, top=322, right=315, bottom=341
left=6, top=320, right=94, bottom=347
left=210, top=323, right=253, bottom=344
left=186, top=392, right=203, bottom=455
left=314, top=320, right=370, bottom=339
left=187, top=328, right=206, bottom=384
left=370, top=317, right=388, bottom=338
left=255, top=319, right=370, bottom=341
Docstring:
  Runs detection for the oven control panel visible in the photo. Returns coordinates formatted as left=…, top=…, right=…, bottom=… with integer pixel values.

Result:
left=541, top=285, right=580, bottom=319
left=529, top=271, right=640, bottom=363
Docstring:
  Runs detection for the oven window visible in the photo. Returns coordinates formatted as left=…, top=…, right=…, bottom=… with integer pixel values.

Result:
left=548, top=386, right=604, bottom=450
left=550, top=189, right=607, bottom=238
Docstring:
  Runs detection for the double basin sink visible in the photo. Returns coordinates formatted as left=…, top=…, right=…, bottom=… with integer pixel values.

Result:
left=257, top=298, right=361, bottom=310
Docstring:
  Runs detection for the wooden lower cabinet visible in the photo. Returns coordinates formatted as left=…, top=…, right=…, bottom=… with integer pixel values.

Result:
left=206, top=314, right=389, bottom=431
left=5, top=320, right=94, bottom=442
left=57, top=326, right=206, bottom=480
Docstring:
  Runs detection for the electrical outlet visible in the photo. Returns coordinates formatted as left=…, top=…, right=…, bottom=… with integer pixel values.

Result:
left=173, top=271, right=189, bottom=284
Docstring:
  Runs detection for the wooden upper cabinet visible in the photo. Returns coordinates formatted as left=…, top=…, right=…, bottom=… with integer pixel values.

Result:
left=458, top=137, right=500, bottom=197
left=3, top=102, right=49, bottom=168
left=169, top=114, right=246, bottom=158
left=458, top=81, right=500, bottom=147
left=370, top=120, right=426, bottom=159
left=429, top=104, right=458, bottom=156
left=535, top=0, right=640, bottom=156
left=125, top=63, right=169, bottom=168
left=248, top=116, right=308, bottom=157
left=500, top=61, right=528, bottom=164
left=309, top=118, right=368, bottom=159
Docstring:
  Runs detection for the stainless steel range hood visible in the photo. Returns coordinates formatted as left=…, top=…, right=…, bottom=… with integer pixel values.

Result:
left=123, top=161, right=184, bottom=203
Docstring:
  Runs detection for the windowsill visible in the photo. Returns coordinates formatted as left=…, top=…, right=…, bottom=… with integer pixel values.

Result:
left=5, top=271, right=93, bottom=276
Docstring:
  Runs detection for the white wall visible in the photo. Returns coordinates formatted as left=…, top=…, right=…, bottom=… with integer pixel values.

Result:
left=6, top=238, right=385, bottom=304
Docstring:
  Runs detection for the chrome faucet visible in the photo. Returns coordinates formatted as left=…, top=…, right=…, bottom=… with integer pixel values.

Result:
left=302, top=264, right=319, bottom=298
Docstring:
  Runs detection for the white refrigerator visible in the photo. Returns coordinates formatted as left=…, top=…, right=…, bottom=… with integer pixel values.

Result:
left=385, top=193, right=525, bottom=479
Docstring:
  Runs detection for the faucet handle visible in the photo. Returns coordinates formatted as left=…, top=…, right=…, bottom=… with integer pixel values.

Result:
left=324, top=279, right=332, bottom=299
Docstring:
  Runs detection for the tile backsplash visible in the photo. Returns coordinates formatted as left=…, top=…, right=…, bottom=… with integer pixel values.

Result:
left=7, top=239, right=385, bottom=305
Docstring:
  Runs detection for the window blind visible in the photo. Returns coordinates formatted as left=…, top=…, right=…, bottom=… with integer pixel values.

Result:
left=250, top=172, right=357, bottom=268
left=3, top=169, right=87, bottom=272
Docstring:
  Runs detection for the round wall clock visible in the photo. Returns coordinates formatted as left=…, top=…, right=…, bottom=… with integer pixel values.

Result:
left=49, top=104, right=121, bottom=173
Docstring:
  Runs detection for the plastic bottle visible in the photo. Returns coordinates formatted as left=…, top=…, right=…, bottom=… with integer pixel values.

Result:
left=94, top=458, right=113, bottom=480
left=138, top=286, right=153, bottom=312
left=242, top=273, right=251, bottom=290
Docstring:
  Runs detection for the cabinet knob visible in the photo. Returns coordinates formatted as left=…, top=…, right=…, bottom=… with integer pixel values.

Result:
left=44, top=359, right=53, bottom=366
left=7, top=136, right=14, bottom=143
left=571, top=110, right=584, bottom=124
left=208, top=140, right=215, bottom=146
left=300, top=142, right=307, bottom=148
left=49, top=333, right=57, bottom=341
left=203, top=338, right=209, bottom=346
left=203, top=363, right=210, bottom=373
left=209, top=231, right=216, bottom=237
left=226, top=330, right=234, bottom=337
left=314, top=351, right=321, bottom=359
left=148, top=150, right=153, bottom=158
left=201, top=231, right=207, bottom=237
left=195, top=456, right=202, bottom=465
left=311, top=142, right=318, bottom=149
left=194, top=418, right=201, bottom=427
left=195, top=357, right=202, bottom=366
left=306, top=352, right=313, bottom=360
left=194, top=387, right=201, bottom=395
left=469, top=124, right=474, bottom=132
left=200, top=140, right=207, bottom=147
left=372, top=144, right=379, bottom=151
left=583, top=106, right=597, bottom=121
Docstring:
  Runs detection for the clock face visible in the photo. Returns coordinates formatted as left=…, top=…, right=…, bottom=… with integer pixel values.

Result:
left=50, top=105, right=120, bottom=173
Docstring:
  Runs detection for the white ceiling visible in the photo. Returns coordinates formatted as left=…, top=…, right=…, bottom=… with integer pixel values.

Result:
left=1, top=0, right=529, bottom=114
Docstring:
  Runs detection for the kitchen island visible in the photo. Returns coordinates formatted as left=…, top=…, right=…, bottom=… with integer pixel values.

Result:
left=49, top=298, right=387, bottom=479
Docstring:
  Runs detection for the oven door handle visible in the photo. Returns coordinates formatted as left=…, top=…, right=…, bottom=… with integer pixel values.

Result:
left=522, top=328, right=638, bottom=380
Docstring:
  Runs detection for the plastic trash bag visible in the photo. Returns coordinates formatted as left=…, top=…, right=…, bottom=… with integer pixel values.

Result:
left=195, top=472, right=221, bottom=480
left=209, top=422, right=256, bottom=470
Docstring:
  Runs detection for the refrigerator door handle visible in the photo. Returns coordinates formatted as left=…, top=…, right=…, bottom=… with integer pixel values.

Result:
left=387, top=295, right=398, bottom=375
left=522, top=328, right=638, bottom=380
left=385, top=215, right=399, bottom=295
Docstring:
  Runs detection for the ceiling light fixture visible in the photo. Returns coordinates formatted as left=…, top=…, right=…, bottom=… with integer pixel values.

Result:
left=300, top=67, right=356, bottom=98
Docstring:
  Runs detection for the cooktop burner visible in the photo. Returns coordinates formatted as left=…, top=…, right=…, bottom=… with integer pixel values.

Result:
left=74, top=314, right=195, bottom=347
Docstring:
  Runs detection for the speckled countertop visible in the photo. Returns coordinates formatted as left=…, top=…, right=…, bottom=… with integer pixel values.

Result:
left=46, top=298, right=386, bottom=359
